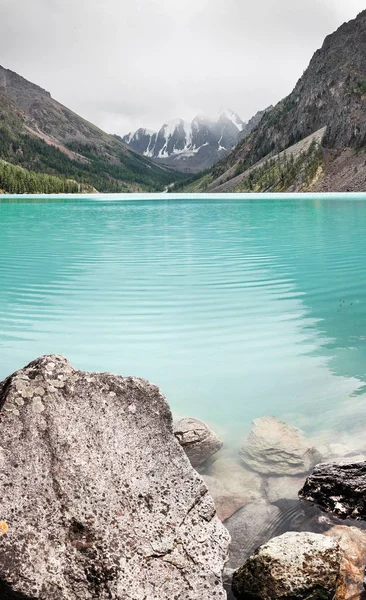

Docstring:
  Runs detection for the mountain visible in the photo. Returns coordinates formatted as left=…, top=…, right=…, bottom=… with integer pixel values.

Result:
left=120, top=108, right=269, bottom=173
left=184, top=10, right=366, bottom=193
left=0, top=66, right=187, bottom=194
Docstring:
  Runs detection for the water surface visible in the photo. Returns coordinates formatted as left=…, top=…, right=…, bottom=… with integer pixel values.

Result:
left=1, top=194, right=366, bottom=449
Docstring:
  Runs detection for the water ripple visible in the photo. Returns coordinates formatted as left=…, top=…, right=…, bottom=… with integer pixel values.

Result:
left=1, top=197, right=366, bottom=444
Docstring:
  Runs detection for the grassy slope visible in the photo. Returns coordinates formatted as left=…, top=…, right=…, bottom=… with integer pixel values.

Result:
left=185, top=130, right=325, bottom=193
left=234, top=141, right=323, bottom=192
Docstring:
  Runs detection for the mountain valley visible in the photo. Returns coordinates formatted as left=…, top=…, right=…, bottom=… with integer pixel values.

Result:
left=2, top=10, right=366, bottom=194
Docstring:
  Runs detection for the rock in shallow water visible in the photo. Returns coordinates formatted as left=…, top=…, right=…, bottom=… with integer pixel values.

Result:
left=265, top=475, right=306, bottom=503
left=224, top=500, right=281, bottom=569
left=232, top=531, right=342, bottom=600
left=299, top=461, right=366, bottom=520
left=240, top=416, right=322, bottom=476
left=203, top=458, right=262, bottom=522
left=173, top=416, right=223, bottom=468
left=0, top=355, right=230, bottom=600
left=225, top=494, right=332, bottom=571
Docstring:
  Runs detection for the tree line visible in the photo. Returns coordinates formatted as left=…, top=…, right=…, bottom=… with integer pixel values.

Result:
left=0, top=161, right=79, bottom=194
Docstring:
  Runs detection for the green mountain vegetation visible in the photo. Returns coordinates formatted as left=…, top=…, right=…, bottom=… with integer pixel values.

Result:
left=168, top=170, right=211, bottom=192
left=181, top=130, right=325, bottom=193
left=0, top=68, right=187, bottom=194
left=0, top=160, right=79, bottom=194
left=235, top=140, right=323, bottom=193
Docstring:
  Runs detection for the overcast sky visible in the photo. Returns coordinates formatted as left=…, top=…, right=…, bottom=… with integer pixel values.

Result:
left=1, top=0, right=365, bottom=135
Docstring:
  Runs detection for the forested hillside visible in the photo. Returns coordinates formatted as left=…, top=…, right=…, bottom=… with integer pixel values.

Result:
left=0, top=68, right=186, bottom=194
left=0, top=161, right=79, bottom=194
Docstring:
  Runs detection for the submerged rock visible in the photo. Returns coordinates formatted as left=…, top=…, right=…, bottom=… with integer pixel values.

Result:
left=312, top=428, right=366, bottom=463
left=225, top=494, right=331, bottom=570
left=203, top=458, right=262, bottom=521
left=299, top=461, right=366, bottom=520
left=232, top=531, right=342, bottom=600
left=224, top=500, right=281, bottom=569
left=0, top=355, right=230, bottom=600
left=173, top=416, right=223, bottom=468
left=240, top=416, right=322, bottom=476
left=265, top=475, right=306, bottom=503
left=271, top=498, right=332, bottom=535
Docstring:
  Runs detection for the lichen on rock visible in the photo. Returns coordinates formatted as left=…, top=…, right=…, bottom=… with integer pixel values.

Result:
left=0, top=355, right=230, bottom=599
left=232, top=531, right=342, bottom=600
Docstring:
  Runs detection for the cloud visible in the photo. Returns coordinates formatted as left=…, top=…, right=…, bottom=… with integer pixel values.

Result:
left=0, top=0, right=364, bottom=134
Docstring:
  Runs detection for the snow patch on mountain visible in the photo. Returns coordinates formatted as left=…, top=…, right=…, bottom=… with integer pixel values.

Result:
left=219, top=108, right=245, bottom=132
left=121, top=107, right=268, bottom=172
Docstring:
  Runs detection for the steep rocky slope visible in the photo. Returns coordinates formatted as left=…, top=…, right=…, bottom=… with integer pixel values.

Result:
left=207, top=128, right=326, bottom=193
left=186, top=10, right=366, bottom=193
left=120, top=108, right=269, bottom=173
left=0, top=66, right=186, bottom=192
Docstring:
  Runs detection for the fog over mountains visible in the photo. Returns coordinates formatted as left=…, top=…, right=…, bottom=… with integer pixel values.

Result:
left=119, top=108, right=270, bottom=172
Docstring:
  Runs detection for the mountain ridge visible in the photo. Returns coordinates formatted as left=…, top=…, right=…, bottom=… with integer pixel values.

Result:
left=184, top=9, right=366, bottom=193
left=120, top=108, right=270, bottom=173
left=0, top=65, right=187, bottom=193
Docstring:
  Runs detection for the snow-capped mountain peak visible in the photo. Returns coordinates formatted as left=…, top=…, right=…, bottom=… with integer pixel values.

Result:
left=219, top=108, right=246, bottom=132
left=121, top=108, right=267, bottom=172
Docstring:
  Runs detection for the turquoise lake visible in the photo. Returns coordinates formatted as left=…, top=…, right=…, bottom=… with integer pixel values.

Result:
left=1, top=194, right=366, bottom=450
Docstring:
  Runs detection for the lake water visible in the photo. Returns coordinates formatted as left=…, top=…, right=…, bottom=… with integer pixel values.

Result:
left=1, top=194, right=366, bottom=452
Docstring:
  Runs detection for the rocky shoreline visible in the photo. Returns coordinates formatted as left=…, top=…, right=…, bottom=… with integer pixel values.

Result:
left=174, top=410, right=366, bottom=599
left=1, top=355, right=366, bottom=599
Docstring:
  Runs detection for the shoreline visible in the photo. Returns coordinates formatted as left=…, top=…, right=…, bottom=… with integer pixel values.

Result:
left=2, top=191, right=366, bottom=201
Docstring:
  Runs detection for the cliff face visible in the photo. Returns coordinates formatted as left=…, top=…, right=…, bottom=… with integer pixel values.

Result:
left=193, top=10, right=366, bottom=193
left=252, top=10, right=366, bottom=156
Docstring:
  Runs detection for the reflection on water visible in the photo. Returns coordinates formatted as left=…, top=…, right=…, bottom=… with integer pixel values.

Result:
left=1, top=196, right=366, bottom=447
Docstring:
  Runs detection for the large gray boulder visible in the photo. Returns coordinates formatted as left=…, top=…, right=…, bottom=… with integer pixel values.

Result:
left=0, top=355, right=230, bottom=599
left=232, top=532, right=342, bottom=600
left=299, top=460, right=366, bottom=520
left=240, top=416, right=321, bottom=476
left=173, top=417, right=223, bottom=468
